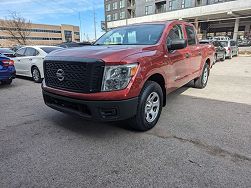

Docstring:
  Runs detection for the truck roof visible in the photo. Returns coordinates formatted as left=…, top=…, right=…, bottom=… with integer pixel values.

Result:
left=116, top=20, right=193, bottom=28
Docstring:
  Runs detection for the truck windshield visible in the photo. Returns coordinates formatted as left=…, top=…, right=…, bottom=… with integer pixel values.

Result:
left=94, top=24, right=165, bottom=45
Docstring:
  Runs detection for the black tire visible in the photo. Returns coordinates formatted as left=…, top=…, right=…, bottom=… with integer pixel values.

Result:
left=32, top=67, right=42, bottom=83
left=213, top=54, right=217, bottom=64
left=194, top=63, right=209, bottom=89
left=236, top=50, right=239, bottom=56
left=2, top=79, right=12, bottom=85
left=220, top=53, right=225, bottom=61
left=128, top=81, right=163, bottom=131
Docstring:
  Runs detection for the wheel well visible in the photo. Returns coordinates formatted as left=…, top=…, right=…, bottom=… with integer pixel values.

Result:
left=31, top=65, right=37, bottom=72
left=147, top=74, right=166, bottom=106
left=206, top=58, right=210, bottom=67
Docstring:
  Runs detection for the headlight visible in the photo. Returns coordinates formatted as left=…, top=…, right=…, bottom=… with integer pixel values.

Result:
left=101, top=63, right=138, bottom=92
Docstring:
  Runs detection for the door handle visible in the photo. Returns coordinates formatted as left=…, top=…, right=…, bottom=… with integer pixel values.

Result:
left=17, top=59, right=21, bottom=62
left=185, top=53, right=190, bottom=58
left=29, top=58, right=32, bottom=61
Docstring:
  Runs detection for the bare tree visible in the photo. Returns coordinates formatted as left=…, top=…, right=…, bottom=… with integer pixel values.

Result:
left=1, top=12, right=31, bottom=45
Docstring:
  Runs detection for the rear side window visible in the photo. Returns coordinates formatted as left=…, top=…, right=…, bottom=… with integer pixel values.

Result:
left=185, top=26, right=196, bottom=45
left=230, top=41, right=236, bottom=46
left=213, top=41, right=221, bottom=47
left=166, top=25, right=184, bottom=46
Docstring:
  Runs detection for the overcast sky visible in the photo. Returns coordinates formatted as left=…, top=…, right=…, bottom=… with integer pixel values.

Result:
left=0, top=0, right=105, bottom=41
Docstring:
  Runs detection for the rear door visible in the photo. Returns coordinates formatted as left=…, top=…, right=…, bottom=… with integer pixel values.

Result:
left=13, top=47, right=28, bottom=75
left=164, top=24, right=190, bottom=86
left=230, top=40, right=237, bottom=55
left=23, top=47, right=39, bottom=76
left=185, top=25, right=202, bottom=74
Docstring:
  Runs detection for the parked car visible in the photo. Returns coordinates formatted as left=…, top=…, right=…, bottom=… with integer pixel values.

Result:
left=219, top=40, right=239, bottom=59
left=57, top=42, right=91, bottom=48
left=0, top=48, right=16, bottom=58
left=42, top=21, right=215, bottom=131
left=213, top=36, right=230, bottom=41
left=13, top=46, right=63, bottom=83
left=199, top=40, right=226, bottom=62
left=0, top=54, right=16, bottom=85
left=238, top=39, right=251, bottom=47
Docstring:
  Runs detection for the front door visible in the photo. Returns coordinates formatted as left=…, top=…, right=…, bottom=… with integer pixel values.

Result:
left=165, top=24, right=190, bottom=88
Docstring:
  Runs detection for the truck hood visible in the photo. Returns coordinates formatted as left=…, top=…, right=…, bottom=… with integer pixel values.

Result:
left=47, top=45, right=157, bottom=63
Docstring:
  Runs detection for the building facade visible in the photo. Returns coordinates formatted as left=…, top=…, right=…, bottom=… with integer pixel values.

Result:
left=104, top=0, right=251, bottom=40
left=0, top=21, right=80, bottom=47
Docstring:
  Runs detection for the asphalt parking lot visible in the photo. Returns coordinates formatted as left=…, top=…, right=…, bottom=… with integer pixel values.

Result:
left=0, top=56, right=251, bottom=187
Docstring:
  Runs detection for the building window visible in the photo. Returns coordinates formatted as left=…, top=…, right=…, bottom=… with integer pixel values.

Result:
left=156, top=2, right=166, bottom=13
left=113, top=2, right=118, bottom=10
left=64, top=30, right=72, bottom=42
left=120, top=11, right=125, bottom=19
left=169, top=0, right=178, bottom=10
left=181, top=0, right=185, bottom=8
left=106, top=4, right=111, bottom=11
left=120, top=0, right=125, bottom=8
left=169, top=1, right=172, bottom=10
left=113, top=13, right=118, bottom=20
left=145, top=5, right=153, bottom=15
left=107, top=14, right=111, bottom=21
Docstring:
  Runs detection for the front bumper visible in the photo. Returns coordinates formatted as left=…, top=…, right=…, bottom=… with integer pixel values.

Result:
left=43, top=90, right=138, bottom=121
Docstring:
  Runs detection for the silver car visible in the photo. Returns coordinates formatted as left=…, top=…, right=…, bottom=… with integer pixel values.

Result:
left=219, top=40, right=239, bottom=59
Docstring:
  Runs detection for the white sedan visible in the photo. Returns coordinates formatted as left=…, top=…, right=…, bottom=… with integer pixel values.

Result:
left=13, top=46, right=63, bottom=82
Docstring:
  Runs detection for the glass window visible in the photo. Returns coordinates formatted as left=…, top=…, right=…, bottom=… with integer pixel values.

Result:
left=16, top=48, right=26, bottom=56
left=120, top=0, right=125, bottom=8
left=145, top=5, right=153, bottom=15
left=113, top=13, right=118, bottom=21
left=185, top=25, right=196, bottom=45
left=41, top=47, right=62, bottom=54
left=120, top=11, right=126, bottom=19
left=166, top=25, right=184, bottom=47
left=25, top=47, right=37, bottom=56
left=212, top=41, right=221, bottom=47
left=220, top=41, right=228, bottom=47
left=181, top=0, right=185, bottom=8
left=230, top=41, right=236, bottom=46
left=113, top=2, right=118, bottom=10
left=169, top=1, right=173, bottom=10
left=107, top=14, right=111, bottom=21
left=94, top=24, right=165, bottom=45
left=106, top=4, right=111, bottom=11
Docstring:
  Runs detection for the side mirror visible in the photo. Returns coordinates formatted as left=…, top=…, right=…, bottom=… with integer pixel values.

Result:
left=167, top=39, right=187, bottom=51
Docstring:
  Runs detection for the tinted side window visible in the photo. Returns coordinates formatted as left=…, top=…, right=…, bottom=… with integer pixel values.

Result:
left=185, top=26, right=196, bottom=45
left=212, top=41, right=219, bottom=47
left=25, top=48, right=37, bottom=56
left=16, top=48, right=26, bottom=56
left=166, top=25, right=184, bottom=46
left=230, top=41, right=236, bottom=46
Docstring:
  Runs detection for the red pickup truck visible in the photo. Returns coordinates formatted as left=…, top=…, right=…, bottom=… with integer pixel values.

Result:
left=42, top=21, right=215, bottom=131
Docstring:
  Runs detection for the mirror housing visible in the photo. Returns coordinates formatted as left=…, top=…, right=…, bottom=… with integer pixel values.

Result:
left=167, top=39, right=187, bottom=51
